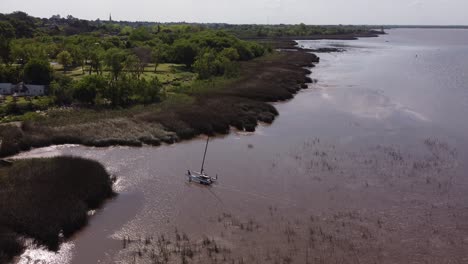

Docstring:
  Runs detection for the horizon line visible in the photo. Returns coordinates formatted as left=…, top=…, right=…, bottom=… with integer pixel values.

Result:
left=2, top=10, right=468, bottom=27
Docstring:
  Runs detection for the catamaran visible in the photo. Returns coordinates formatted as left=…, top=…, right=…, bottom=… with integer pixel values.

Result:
left=186, top=137, right=218, bottom=185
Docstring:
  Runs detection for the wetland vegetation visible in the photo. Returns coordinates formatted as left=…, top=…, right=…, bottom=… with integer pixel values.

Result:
left=0, top=156, right=115, bottom=263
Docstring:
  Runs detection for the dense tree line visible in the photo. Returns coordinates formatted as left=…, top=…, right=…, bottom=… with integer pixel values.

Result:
left=0, top=11, right=270, bottom=109
left=0, top=11, right=378, bottom=40
left=222, top=24, right=380, bottom=38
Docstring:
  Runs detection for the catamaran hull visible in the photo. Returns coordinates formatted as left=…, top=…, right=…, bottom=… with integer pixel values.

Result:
left=186, top=172, right=216, bottom=185
left=188, top=176, right=211, bottom=185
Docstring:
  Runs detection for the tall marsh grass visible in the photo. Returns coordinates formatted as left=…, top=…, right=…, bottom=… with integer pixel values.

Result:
left=0, top=156, right=115, bottom=262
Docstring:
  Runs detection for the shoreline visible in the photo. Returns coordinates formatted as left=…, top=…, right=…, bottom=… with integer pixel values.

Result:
left=0, top=41, right=319, bottom=159
left=246, top=31, right=384, bottom=50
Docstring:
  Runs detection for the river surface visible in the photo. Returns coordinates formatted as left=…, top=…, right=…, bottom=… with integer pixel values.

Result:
left=16, top=29, right=468, bottom=263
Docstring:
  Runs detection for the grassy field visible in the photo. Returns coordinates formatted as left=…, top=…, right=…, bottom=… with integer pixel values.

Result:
left=52, top=63, right=196, bottom=87
left=0, top=156, right=115, bottom=263
left=0, top=95, right=54, bottom=108
left=0, top=95, right=53, bottom=123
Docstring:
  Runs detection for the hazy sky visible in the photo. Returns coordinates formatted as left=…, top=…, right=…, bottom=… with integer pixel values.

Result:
left=1, top=0, right=467, bottom=25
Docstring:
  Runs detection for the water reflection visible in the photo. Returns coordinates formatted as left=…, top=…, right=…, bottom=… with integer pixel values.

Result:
left=18, top=242, right=74, bottom=264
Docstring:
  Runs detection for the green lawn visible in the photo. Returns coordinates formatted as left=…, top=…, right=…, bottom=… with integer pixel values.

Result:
left=0, top=95, right=54, bottom=122
left=52, top=63, right=197, bottom=91
left=1, top=96, right=53, bottom=107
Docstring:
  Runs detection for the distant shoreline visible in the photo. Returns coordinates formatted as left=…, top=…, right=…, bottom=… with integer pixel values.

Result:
left=386, top=25, right=468, bottom=29
left=245, top=31, right=383, bottom=41
left=247, top=31, right=384, bottom=51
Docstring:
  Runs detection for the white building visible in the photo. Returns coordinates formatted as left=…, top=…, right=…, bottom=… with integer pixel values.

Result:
left=0, top=83, right=12, bottom=95
left=13, top=83, right=46, bottom=96
left=0, top=82, right=46, bottom=96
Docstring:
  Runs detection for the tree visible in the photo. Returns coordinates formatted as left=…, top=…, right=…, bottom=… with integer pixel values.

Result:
left=23, top=59, right=53, bottom=85
left=73, top=75, right=107, bottom=104
left=104, top=48, right=126, bottom=80
left=172, top=40, right=197, bottom=68
left=49, top=76, right=74, bottom=105
left=88, top=48, right=103, bottom=75
left=105, top=75, right=133, bottom=106
left=219, top=47, right=239, bottom=61
left=57, top=51, right=73, bottom=72
left=193, top=50, right=217, bottom=79
left=151, top=47, right=162, bottom=72
left=120, top=26, right=133, bottom=35
left=68, top=45, right=85, bottom=73
left=7, top=11, right=36, bottom=38
left=80, top=41, right=104, bottom=75
left=10, top=40, right=49, bottom=66
left=0, top=65, right=21, bottom=83
left=234, top=42, right=254, bottom=61
left=132, top=46, right=152, bottom=77
left=0, top=21, right=16, bottom=40
left=298, top=23, right=307, bottom=35
left=248, top=42, right=265, bottom=57
left=0, top=21, right=15, bottom=64
left=129, top=27, right=152, bottom=41
left=124, top=54, right=141, bottom=79
left=135, top=77, right=161, bottom=104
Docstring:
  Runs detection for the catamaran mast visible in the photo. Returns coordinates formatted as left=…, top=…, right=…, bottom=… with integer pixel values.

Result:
left=200, top=137, right=209, bottom=173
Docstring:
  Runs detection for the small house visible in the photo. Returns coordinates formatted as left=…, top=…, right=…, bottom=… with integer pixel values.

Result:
left=12, top=83, right=46, bottom=96
left=0, top=82, right=46, bottom=96
left=0, top=83, right=12, bottom=95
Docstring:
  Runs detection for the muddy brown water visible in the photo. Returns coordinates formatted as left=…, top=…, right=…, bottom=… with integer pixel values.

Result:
left=15, top=29, right=468, bottom=263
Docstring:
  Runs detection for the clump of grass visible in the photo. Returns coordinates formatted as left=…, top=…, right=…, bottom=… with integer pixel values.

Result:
left=0, top=156, right=115, bottom=261
left=121, top=230, right=234, bottom=264
left=0, top=227, right=24, bottom=264
left=0, top=124, right=26, bottom=156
